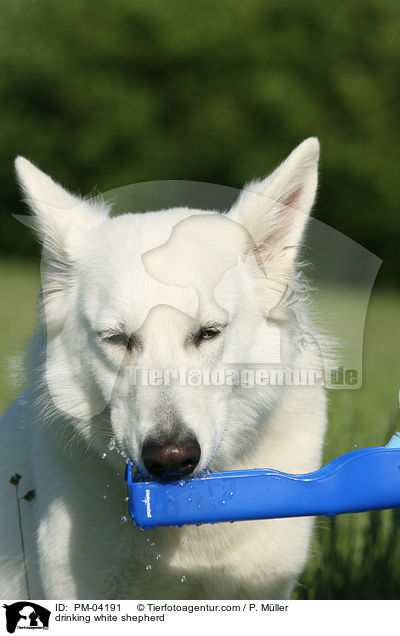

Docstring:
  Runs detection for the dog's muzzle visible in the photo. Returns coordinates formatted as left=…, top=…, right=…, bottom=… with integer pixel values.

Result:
left=141, top=434, right=201, bottom=479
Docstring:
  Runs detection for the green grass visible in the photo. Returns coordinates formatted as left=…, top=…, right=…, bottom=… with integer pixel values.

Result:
left=1, top=259, right=399, bottom=599
left=0, top=258, right=40, bottom=412
left=295, top=289, right=400, bottom=599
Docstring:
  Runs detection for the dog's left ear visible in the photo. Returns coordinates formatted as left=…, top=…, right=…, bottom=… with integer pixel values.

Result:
left=228, top=137, right=319, bottom=281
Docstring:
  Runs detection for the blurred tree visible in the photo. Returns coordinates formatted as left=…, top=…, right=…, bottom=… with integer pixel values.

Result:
left=0, top=0, right=399, bottom=283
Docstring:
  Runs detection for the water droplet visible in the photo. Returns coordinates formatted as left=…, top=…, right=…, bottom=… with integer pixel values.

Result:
left=146, top=564, right=152, bottom=572
left=230, top=491, right=234, bottom=497
left=188, top=497, right=192, bottom=502
left=150, top=542, right=156, bottom=547
left=124, top=496, right=129, bottom=502
left=120, top=516, right=128, bottom=524
left=222, top=500, right=226, bottom=505
left=179, top=480, right=185, bottom=487
left=120, top=451, right=127, bottom=459
left=101, top=452, right=107, bottom=459
left=180, top=575, right=186, bottom=583
left=156, top=554, right=161, bottom=560
left=108, top=438, right=116, bottom=451
left=106, top=484, right=110, bottom=488
left=353, top=443, right=358, bottom=448
left=103, top=495, right=107, bottom=500
left=146, top=538, right=150, bottom=542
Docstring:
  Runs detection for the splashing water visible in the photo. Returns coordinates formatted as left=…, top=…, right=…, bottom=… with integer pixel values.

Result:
left=108, top=438, right=116, bottom=451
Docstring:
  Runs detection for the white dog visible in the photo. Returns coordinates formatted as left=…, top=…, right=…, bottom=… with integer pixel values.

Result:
left=0, top=138, right=327, bottom=599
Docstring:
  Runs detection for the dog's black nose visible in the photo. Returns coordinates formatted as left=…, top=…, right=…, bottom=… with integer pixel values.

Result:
left=141, top=436, right=201, bottom=478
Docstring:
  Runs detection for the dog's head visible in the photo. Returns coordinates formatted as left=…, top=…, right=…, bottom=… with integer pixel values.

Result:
left=15, top=138, right=319, bottom=478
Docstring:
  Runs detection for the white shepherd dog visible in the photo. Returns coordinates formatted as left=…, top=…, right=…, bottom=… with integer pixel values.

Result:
left=0, top=138, right=327, bottom=599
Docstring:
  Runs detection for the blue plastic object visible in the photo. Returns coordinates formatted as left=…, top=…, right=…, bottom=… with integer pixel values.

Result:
left=125, top=433, right=400, bottom=530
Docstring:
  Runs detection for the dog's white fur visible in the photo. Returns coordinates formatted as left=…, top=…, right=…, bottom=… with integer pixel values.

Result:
left=0, top=138, right=327, bottom=599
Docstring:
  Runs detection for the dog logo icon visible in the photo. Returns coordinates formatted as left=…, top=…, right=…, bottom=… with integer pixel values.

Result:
left=2, top=602, right=51, bottom=633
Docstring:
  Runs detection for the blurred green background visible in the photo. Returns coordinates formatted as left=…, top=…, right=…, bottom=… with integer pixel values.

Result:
left=1, top=0, right=399, bottom=600
left=1, top=0, right=400, bottom=283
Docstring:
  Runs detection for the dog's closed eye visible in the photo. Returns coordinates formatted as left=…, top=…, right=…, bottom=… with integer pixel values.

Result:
left=99, top=330, right=140, bottom=353
left=193, top=325, right=224, bottom=347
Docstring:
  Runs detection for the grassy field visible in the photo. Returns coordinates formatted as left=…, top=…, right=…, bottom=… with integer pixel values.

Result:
left=1, top=258, right=399, bottom=599
left=295, top=290, right=400, bottom=599
left=0, top=258, right=41, bottom=412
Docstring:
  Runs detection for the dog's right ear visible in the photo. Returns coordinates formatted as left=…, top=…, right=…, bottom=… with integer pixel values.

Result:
left=14, top=157, right=111, bottom=334
left=14, top=157, right=110, bottom=263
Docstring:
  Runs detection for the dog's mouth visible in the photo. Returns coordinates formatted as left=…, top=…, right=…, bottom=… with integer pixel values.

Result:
left=132, top=455, right=212, bottom=484
left=143, top=462, right=200, bottom=482
left=133, top=466, right=212, bottom=484
left=137, top=459, right=205, bottom=483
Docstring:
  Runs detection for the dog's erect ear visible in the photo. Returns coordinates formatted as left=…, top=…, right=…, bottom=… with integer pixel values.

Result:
left=14, top=156, right=110, bottom=262
left=14, top=157, right=111, bottom=334
left=228, top=137, right=319, bottom=281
